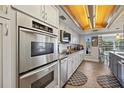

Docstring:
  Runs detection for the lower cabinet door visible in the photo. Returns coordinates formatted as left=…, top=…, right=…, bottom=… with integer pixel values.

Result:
left=61, top=59, right=68, bottom=87
left=67, top=57, right=73, bottom=79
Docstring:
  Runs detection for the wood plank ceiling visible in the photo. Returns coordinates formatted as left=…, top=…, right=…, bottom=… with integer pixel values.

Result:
left=64, top=5, right=116, bottom=31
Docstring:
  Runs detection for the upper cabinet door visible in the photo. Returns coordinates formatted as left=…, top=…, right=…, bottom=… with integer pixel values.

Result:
left=45, top=6, right=59, bottom=28
left=0, top=18, right=11, bottom=87
left=12, top=5, right=59, bottom=28
left=12, top=5, right=42, bottom=20
left=0, top=5, right=10, bottom=19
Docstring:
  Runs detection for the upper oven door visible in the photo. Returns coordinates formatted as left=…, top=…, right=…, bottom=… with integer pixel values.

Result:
left=19, top=61, right=59, bottom=88
left=19, top=27, right=58, bottom=74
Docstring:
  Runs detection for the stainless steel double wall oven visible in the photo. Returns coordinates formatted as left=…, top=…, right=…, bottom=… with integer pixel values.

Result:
left=17, top=12, right=59, bottom=88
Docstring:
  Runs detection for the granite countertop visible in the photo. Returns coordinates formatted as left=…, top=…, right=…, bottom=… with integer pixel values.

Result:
left=58, top=49, right=84, bottom=60
left=58, top=54, right=68, bottom=60
left=110, top=51, right=124, bottom=59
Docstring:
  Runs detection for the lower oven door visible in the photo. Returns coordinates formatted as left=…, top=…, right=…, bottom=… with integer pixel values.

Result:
left=19, top=61, right=59, bottom=88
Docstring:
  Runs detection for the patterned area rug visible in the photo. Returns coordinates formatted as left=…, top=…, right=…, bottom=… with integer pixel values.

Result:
left=67, top=71, right=88, bottom=86
left=97, top=75, right=122, bottom=88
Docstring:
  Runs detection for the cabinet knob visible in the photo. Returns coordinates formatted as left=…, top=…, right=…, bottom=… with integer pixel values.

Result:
left=41, top=11, right=44, bottom=16
left=2, top=5, right=8, bottom=14
left=42, top=12, right=45, bottom=19
left=45, top=13, right=47, bottom=21
left=5, top=6, right=8, bottom=14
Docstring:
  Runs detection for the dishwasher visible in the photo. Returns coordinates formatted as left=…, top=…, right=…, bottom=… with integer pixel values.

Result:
left=60, top=57, right=68, bottom=87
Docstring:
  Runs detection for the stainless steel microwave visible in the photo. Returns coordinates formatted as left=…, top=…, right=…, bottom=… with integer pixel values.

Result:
left=60, top=30, right=71, bottom=43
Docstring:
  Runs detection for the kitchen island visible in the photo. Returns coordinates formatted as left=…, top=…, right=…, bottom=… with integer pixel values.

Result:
left=109, top=51, right=124, bottom=87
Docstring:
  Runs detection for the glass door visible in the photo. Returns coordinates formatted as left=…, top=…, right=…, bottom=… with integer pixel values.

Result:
left=98, top=33, right=124, bottom=65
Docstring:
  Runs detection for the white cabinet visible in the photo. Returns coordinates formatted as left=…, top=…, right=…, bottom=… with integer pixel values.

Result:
left=0, top=5, right=10, bottom=19
left=71, top=36, right=79, bottom=44
left=12, top=5, right=59, bottom=28
left=45, top=6, right=59, bottom=28
left=73, top=53, right=78, bottom=71
left=71, top=35, right=74, bottom=44
left=12, top=5, right=41, bottom=20
left=0, top=17, right=11, bottom=87
left=67, top=50, right=84, bottom=80
left=77, top=53, right=81, bottom=66
left=81, top=50, right=84, bottom=62
left=60, top=58, right=68, bottom=87
left=73, top=52, right=82, bottom=70
left=40, top=5, right=45, bottom=21
left=67, top=53, right=78, bottom=79
left=80, top=53, right=83, bottom=63
left=67, top=56, right=73, bottom=79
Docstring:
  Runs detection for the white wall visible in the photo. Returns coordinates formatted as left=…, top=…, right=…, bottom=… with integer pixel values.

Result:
left=85, top=47, right=99, bottom=62
left=80, top=35, right=99, bottom=62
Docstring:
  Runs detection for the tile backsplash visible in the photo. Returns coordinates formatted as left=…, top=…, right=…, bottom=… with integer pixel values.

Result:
left=58, top=43, right=84, bottom=54
left=58, top=43, right=70, bottom=54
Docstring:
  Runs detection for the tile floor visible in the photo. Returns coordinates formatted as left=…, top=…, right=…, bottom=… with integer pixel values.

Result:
left=64, top=61, right=113, bottom=88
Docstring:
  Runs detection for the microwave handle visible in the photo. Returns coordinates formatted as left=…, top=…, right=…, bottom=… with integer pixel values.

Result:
left=20, top=61, right=58, bottom=79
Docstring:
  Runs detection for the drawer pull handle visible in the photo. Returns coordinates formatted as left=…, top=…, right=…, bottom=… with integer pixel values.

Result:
left=5, top=24, right=8, bottom=36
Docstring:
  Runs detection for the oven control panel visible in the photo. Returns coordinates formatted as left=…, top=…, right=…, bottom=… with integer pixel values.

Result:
left=32, top=21, right=53, bottom=33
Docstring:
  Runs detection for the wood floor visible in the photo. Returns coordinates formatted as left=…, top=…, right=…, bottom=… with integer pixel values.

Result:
left=64, top=61, right=112, bottom=88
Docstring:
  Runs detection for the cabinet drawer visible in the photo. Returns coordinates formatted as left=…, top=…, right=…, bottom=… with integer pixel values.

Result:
left=60, top=58, right=68, bottom=87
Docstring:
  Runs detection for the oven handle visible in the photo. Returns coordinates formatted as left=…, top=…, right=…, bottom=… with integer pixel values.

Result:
left=19, top=27, right=57, bottom=38
left=20, top=61, right=58, bottom=79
